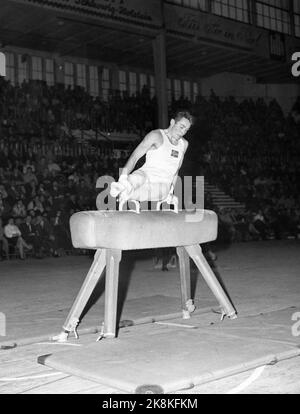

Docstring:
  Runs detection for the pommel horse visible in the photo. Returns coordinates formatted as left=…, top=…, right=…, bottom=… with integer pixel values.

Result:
left=53, top=209, right=237, bottom=342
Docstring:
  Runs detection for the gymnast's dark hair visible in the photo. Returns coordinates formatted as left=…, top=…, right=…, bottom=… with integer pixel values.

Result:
left=172, top=110, right=194, bottom=125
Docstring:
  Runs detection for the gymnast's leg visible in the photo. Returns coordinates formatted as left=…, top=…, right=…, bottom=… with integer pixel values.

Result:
left=111, top=170, right=171, bottom=203
left=127, top=181, right=170, bottom=202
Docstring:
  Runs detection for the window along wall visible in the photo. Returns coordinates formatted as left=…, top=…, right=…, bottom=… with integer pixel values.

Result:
left=4, top=49, right=200, bottom=105
left=211, top=0, right=250, bottom=23
left=89, top=65, right=99, bottom=97
left=45, top=59, right=55, bottom=86
left=166, top=78, right=199, bottom=103
left=129, top=72, right=137, bottom=96
left=167, top=0, right=250, bottom=23
left=17, top=54, right=28, bottom=84
left=167, top=0, right=295, bottom=36
left=168, top=0, right=207, bottom=11
left=5, top=52, right=15, bottom=85
left=118, top=70, right=127, bottom=94
left=76, top=63, right=87, bottom=90
left=294, top=0, right=300, bottom=37
left=64, top=62, right=74, bottom=89
left=101, top=67, right=110, bottom=101
left=256, top=0, right=291, bottom=34
left=32, top=56, right=43, bottom=81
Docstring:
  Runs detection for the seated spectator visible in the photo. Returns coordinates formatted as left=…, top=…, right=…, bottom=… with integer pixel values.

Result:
left=34, top=213, right=56, bottom=257
left=284, top=208, right=299, bottom=239
left=65, top=193, right=80, bottom=212
left=12, top=199, right=27, bottom=219
left=264, top=206, right=282, bottom=240
left=28, top=209, right=37, bottom=225
left=23, top=166, right=38, bottom=186
left=25, top=179, right=37, bottom=199
left=217, top=207, right=236, bottom=242
left=233, top=210, right=251, bottom=242
left=68, top=172, right=80, bottom=185
left=35, top=156, right=48, bottom=178
left=0, top=184, right=8, bottom=200
left=27, top=195, right=44, bottom=215
left=65, top=177, right=77, bottom=196
left=0, top=217, right=9, bottom=260
left=10, top=167, right=24, bottom=185
left=37, top=183, right=47, bottom=196
left=4, top=217, right=32, bottom=259
left=50, top=181, right=65, bottom=212
left=51, top=210, right=72, bottom=255
left=76, top=179, right=92, bottom=204
left=252, top=209, right=269, bottom=240
left=17, top=185, right=28, bottom=203
left=0, top=167, right=6, bottom=183
left=77, top=194, right=90, bottom=211
left=19, top=214, right=42, bottom=258
left=6, top=180, right=21, bottom=205
left=48, top=159, right=61, bottom=174
left=0, top=196, right=5, bottom=218
left=22, top=159, right=36, bottom=174
left=0, top=194, right=11, bottom=219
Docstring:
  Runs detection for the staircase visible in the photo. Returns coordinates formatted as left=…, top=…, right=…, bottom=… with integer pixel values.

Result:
left=205, top=182, right=245, bottom=210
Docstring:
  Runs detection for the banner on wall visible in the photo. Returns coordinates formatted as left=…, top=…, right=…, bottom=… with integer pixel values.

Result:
left=12, top=0, right=162, bottom=27
left=165, top=4, right=269, bottom=56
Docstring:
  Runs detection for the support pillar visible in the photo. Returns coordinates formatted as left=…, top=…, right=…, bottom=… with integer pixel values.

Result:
left=152, top=30, right=168, bottom=128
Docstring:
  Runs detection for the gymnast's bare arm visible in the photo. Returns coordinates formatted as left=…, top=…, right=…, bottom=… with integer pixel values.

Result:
left=171, top=138, right=189, bottom=188
left=120, top=130, right=162, bottom=177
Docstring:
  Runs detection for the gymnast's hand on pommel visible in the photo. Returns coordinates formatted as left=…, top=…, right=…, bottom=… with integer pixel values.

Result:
left=118, top=173, right=132, bottom=192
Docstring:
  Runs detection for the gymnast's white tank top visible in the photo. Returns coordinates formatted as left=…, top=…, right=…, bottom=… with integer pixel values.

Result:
left=140, top=129, right=185, bottom=183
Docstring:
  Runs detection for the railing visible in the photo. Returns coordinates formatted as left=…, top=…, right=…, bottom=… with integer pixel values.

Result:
left=0, top=139, right=114, bottom=159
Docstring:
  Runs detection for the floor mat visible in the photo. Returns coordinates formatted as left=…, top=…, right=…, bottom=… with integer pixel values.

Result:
left=1, top=295, right=215, bottom=345
left=38, top=307, right=300, bottom=393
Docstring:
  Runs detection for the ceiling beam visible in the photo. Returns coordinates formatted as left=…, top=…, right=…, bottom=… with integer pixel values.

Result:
left=205, top=56, right=265, bottom=74
left=252, top=62, right=289, bottom=77
left=168, top=50, right=239, bottom=72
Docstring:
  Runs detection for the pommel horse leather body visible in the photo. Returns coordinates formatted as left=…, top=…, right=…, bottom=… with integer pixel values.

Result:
left=53, top=209, right=237, bottom=342
left=70, top=209, right=217, bottom=250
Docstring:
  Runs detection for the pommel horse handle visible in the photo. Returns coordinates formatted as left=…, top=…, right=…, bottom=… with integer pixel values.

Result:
left=52, top=210, right=237, bottom=342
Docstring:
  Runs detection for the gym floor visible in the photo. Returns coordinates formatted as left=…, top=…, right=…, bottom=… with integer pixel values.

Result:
left=0, top=240, right=299, bottom=394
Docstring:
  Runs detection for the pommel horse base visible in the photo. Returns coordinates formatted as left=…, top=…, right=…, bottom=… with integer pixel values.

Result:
left=53, top=209, right=237, bottom=342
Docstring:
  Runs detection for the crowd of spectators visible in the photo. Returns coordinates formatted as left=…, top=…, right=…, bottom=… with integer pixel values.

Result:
left=0, top=77, right=299, bottom=260
left=0, top=137, right=129, bottom=259
left=190, top=92, right=300, bottom=243
left=0, top=78, right=156, bottom=141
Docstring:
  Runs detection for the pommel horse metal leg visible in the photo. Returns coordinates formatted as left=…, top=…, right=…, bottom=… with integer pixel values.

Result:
left=52, top=249, right=106, bottom=342
left=184, top=244, right=237, bottom=319
left=53, top=248, right=122, bottom=342
left=176, top=247, right=195, bottom=319
left=103, top=249, right=122, bottom=338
